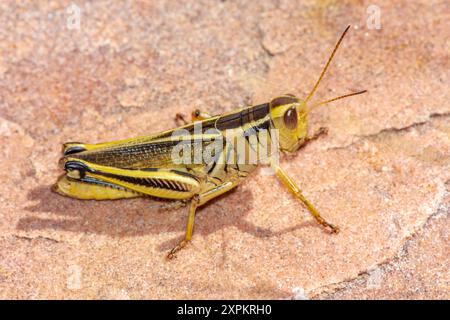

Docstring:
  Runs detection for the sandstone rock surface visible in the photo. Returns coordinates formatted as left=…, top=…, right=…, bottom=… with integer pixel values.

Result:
left=0, top=0, right=448, bottom=299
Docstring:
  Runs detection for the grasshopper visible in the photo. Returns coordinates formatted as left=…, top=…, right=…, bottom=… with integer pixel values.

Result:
left=53, top=26, right=366, bottom=258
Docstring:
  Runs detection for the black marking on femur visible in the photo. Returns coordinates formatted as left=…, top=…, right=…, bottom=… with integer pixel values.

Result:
left=99, top=172, right=189, bottom=192
left=270, top=96, right=299, bottom=108
left=170, top=169, right=198, bottom=181
left=64, top=161, right=92, bottom=178
left=64, top=145, right=87, bottom=156
left=80, top=176, right=137, bottom=193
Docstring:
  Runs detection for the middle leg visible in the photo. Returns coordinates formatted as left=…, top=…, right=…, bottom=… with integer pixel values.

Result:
left=167, top=181, right=238, bottom=259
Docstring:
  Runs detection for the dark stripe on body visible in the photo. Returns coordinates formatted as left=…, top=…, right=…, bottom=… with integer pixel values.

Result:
left=270, top=96, right=299, bottom=108
left=215, top=103, right=269, bottom=131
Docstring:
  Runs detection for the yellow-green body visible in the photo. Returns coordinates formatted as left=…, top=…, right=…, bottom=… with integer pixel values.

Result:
left=54, top=96, right=307, bottom=201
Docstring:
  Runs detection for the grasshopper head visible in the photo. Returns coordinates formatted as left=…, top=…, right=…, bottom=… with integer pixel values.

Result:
left=269, top=95, right=309, bottom=153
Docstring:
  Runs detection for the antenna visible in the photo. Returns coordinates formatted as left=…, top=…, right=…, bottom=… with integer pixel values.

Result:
left=305, top=25, right=351, bottom=103
left=309, top=90, right=367, bottom=111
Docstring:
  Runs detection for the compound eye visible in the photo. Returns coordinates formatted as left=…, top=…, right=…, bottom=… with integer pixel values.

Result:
left=283, top=107, right=298, bottom=130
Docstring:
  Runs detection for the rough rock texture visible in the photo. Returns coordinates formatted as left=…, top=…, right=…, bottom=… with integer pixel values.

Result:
left=0, top=0, right=448, bottom=299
